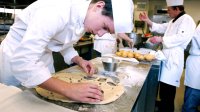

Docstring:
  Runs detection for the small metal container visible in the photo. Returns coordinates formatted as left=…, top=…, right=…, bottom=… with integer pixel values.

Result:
left=129, top=33, right=142, bottom=46
left=102, top=57, right=119, bottom=72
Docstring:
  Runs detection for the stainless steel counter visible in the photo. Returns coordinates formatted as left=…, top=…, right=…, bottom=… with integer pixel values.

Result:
left=74, top=40, right=93, bottom=47
left=34, top=58, right=161, bottom=112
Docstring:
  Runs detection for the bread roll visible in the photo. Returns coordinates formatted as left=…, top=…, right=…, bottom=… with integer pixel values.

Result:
left=127, top=52, right=134, bottom=58
left=137, top=55, right=145, bottom=61
left=144, top=54, right=155, bottom=61
left=134, top=52, right=141, bottom=59
left=116, top=52, right=122, bottom=56
left=122, top=51, right=128, bottom=58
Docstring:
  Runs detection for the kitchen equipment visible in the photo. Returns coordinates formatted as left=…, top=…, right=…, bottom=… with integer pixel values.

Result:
left=102, top=57, right=119, bottom=72
left=129, top=33, right=141, bottom=46
left=128, top=33, right=145, bottom=49
left=134, top=20, right=145, bottom=34
left=101, top=57, right=120, bottom=83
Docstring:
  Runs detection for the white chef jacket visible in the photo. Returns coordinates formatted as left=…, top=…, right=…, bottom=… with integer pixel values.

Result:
left=0, top=0, right=90, bottom=88
left=185, top=24, right=200, bottom=90
left=150, top=14, right=196, bottom=87
left=93, top=33, right=117, bottom=55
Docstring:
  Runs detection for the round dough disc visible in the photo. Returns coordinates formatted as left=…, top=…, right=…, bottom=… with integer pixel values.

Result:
left=35, top=72, right=124, bottom=104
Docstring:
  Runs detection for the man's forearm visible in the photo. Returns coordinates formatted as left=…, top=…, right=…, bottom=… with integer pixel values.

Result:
left=146, top=20, right=153, bottom=27
left=39, top=77, right=70, bottom=97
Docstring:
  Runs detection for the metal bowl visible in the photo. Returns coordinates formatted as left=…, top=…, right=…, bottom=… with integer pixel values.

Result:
left=102, top=57, right=119, bottom=72
left=129, top=33, right=143, bottom=45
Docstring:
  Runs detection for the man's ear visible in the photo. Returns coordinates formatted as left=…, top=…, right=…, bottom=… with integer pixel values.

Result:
left=175, top=7, right=179, bottom=11
left=93, top=1, right=105, bottom=11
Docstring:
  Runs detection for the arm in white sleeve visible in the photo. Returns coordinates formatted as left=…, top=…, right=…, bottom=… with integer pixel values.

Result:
left=150, top=22, right=169, bottom=34
left=10, top=7, right=67, bottom=88
left=162, top=17, right=196, bottom=49
left=194, top=24, right=200, bottom=48
left=60, top=46, right=79, bottom=65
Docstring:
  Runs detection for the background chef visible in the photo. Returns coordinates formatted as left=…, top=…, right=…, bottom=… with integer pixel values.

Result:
left=139, top=0, right=196, bottom=111
left=182, top=23, right=200, bottom=112
left=0, top=0, right=133, bottom=103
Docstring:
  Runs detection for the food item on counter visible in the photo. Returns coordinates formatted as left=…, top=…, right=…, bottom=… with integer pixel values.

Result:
left=144, top=54, right=155, bottom=61
left=132, top=52, right=136, bottom=57
left=119, top=50, right=125, bottom=53
left=144, top=33, right=152, bottom=38
left=117, top=50, right=134, bottom=58
left=137, top=55, right=145, bottom=61
left=36, top=73, right=124, bottom=104
left=134, top=52, right=141, bottom=59
left=79, top=36, right=92, bottom=41
left=127, top=52, right=134, bottom=58
left=115, top=50, right=155, bottom=62
left=134, top=53, right=156, bottom=61
left=116, top=51, right=122, bottom=56
left=122, top=51, right=128, bottom=58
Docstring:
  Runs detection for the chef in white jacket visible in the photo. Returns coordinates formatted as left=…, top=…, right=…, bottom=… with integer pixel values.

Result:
left=182, top=24, right=200, bottom=112
left=139, top=0, right=196, bottom=111
left=93, top=33, right=133, bottom=57
left=0, top=0, right=134, bottom=103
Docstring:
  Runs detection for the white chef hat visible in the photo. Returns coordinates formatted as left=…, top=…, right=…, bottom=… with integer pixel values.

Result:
left=166, top=0, right=184, bottom=6
left=111, top=0, right=134, bottom=33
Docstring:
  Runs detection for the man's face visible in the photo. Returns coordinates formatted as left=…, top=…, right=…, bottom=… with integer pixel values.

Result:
left=84, top=1, right=114, bottom=37
left=167, top=7, right=179, bottom=18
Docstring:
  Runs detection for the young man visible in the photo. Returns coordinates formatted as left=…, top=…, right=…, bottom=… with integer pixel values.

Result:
left=139, top=0, right=196, bottom=111
left=0, top=0, right=133, bottom=103
left=182, top=24, right=200, bottom=112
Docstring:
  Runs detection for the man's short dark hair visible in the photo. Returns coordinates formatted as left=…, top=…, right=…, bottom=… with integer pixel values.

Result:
left=90, top=0, right=113, bottom=20
left=172, top=5, right=184, bottom=11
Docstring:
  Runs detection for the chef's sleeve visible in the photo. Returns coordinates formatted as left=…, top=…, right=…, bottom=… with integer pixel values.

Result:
left=194, top=24, right=200, bottom=48
left=162, top=17, right=196, bottom=49
left=60, top=47, right=79, bottom=65
left=150, top=22, right=168, bottom=34
left=10, top=7, right=68, bottom=88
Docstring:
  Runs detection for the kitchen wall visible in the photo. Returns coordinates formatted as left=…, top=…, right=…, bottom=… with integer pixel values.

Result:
left=133, top=0, right=149, bottom=33
left=133, top=0, right=200, bottom=33
left=148, top=0, right=200, bottom=24
left=184, top=0, right=200, bottom=24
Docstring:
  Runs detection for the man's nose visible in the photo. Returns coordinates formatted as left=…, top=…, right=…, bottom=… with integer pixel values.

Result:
left=97, top=30, right=107, bottom=37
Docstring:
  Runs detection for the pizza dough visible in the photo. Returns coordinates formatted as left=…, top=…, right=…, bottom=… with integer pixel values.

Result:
left=35, top=73, right=124, bottom=104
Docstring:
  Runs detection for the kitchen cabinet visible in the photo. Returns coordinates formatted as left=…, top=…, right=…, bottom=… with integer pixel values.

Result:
left=0, top=0, right=32, bottom=35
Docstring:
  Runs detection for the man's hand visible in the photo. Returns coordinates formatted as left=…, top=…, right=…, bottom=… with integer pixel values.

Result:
left=128, top=41, right=134, bottom=49
left=39, top=77, right=103, bottom=103
left=72, top=56, right=96, bottom=75
left=65, top=83, right=103, bottom=103
left=139, top=12, right=153, bottom=27
left=149, top=36, right=163, bottom=44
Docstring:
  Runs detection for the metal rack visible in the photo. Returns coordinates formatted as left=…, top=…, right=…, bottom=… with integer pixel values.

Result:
left=0, top=0, right=31, bottom=35
left=0, top=5, right=14, bottom=35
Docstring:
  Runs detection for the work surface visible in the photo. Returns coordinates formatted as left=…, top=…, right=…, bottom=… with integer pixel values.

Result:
left=0, top=57, right=160, bottom=112
left=36, top=57, right=154, bottom=112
